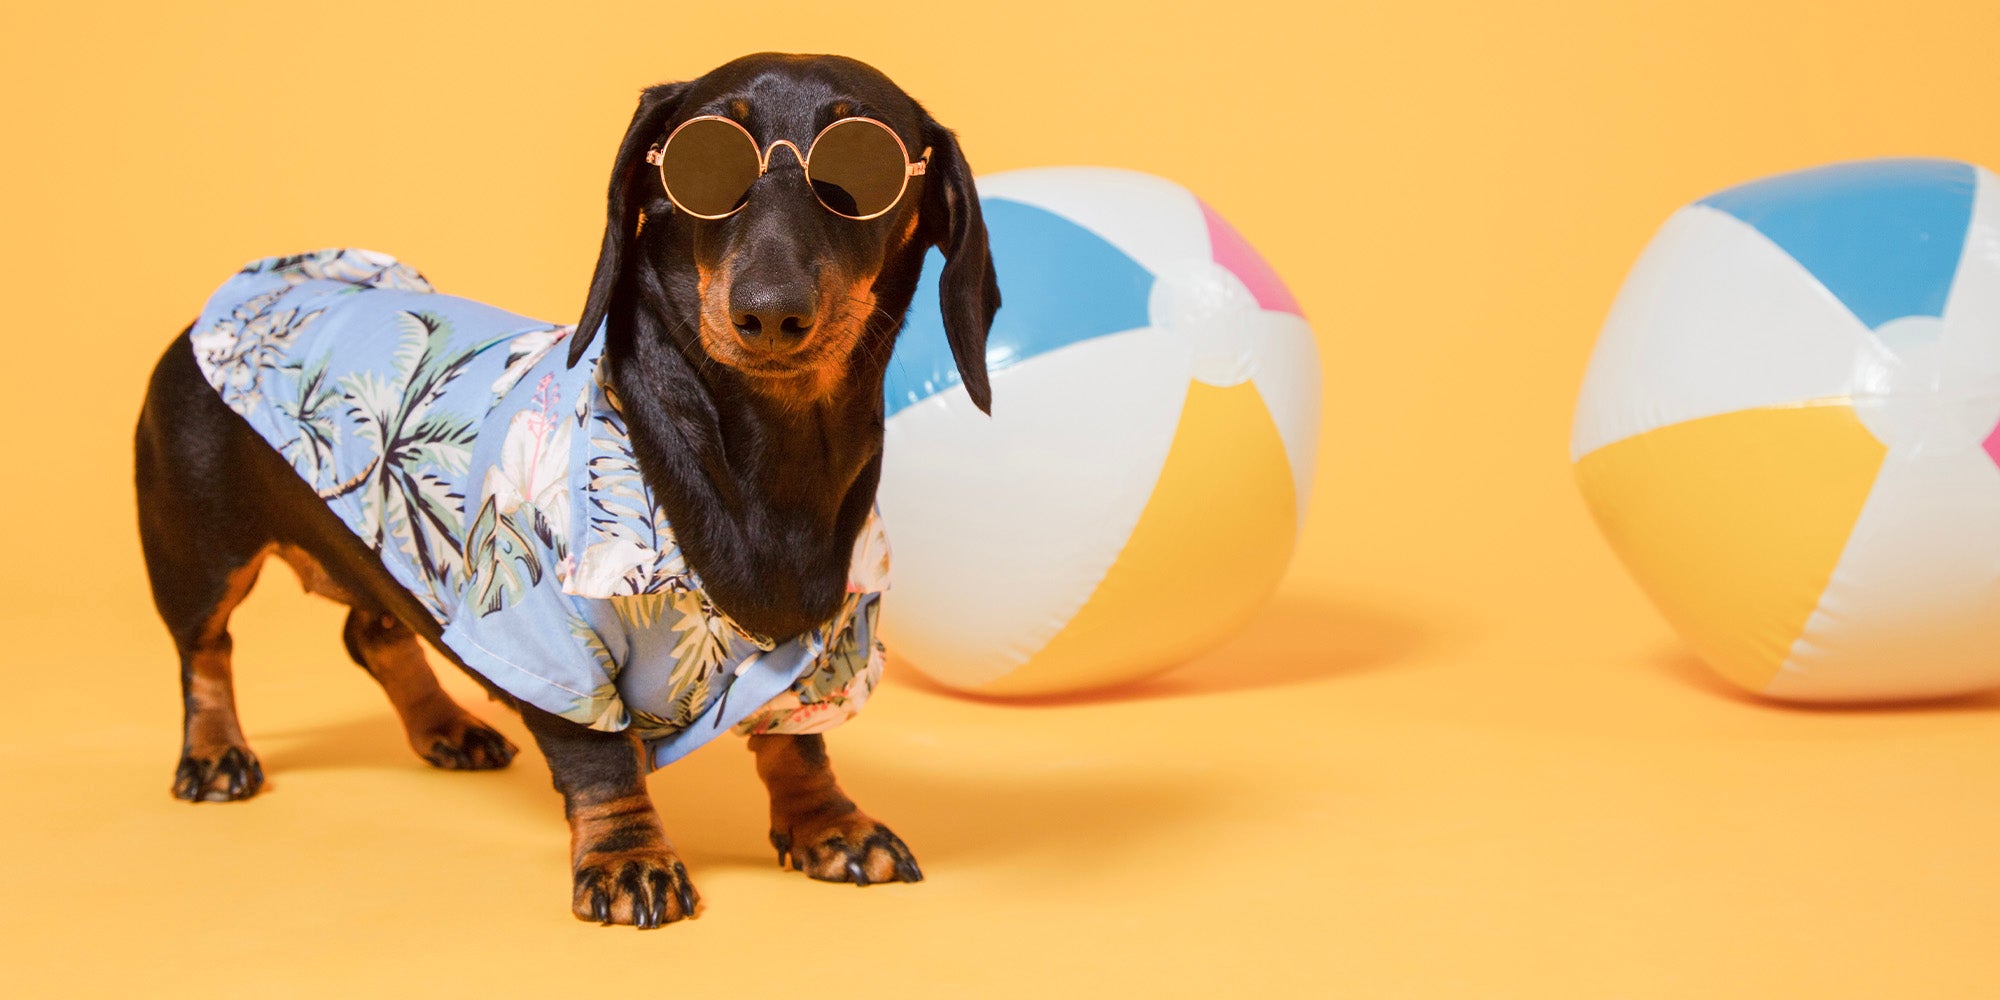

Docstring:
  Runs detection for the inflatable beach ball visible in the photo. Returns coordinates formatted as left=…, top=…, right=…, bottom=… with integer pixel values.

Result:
left=1575, top=158, right=2000, bottom=703
left=879, top=167, right=1320, bottom=696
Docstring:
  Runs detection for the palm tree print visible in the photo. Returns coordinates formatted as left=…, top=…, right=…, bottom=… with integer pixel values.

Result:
left=274, top=352, right=348, bottom=493
left=339, top=309, right=484, bottom=615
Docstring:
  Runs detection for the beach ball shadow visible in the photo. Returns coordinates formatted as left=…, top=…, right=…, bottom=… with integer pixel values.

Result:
left=890, top=591, right=1436, bottom=707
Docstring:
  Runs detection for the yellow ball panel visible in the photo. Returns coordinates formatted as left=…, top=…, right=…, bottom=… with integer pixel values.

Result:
left=976, top=380, right=1298, bottom=696
left=1576, top=405, right=1886, bottom=693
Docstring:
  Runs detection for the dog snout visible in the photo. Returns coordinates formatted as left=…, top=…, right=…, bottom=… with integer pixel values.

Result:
left=729, top=276, right=816, bottom=352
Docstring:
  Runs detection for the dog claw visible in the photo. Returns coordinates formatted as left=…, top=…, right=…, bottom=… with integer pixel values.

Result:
left=172, top=745, right=265, bottom=802
left=418, top=719, right=517, bottom=771
left=572, top=851, right=697, bottom=928
left=776, top=821, right=922, bottom=886
left=616, top=863, right=649, bottom=928
left=674, top=864, right=698, bottom=917
left=638, top=867, right=664, bottom=929
left=649, top=868, right=674, bottom=928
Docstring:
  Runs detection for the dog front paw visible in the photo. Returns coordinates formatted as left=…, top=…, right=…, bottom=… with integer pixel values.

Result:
left=414, top=715, right=518, bottom=771
left=571, top=849, right=700, bottom=928
left=772, top=815, right=922, bottom=886
left=171, top=745, right=265, bottom=802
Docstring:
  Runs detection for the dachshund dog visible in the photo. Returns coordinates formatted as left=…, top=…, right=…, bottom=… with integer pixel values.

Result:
left=133, top=53, right=998, bottom=928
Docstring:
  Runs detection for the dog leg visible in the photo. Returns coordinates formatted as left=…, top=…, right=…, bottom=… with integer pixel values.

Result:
left=139, top=336, right=282, bottom=802
left=750, top=733, right=921, bottom=885
left=520, top=705, right=698, bottom=927
left=340, top=609, right=517, bottom=770
left=160, top=550, right=270, bottom=803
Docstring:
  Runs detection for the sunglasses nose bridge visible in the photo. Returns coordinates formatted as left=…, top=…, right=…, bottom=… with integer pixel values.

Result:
left=759, top=139, right=808, bottom=173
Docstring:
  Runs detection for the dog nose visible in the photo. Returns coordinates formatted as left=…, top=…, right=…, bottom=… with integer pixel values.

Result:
left=729, top=282, right=815, bottom=351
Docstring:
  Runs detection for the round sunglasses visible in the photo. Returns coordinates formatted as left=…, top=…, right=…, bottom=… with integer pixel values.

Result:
left=645, top=115, right=931, bottom=221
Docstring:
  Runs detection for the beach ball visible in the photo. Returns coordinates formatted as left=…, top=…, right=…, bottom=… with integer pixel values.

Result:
left=879, top=167, right=1320, bottom=696
left=1574, top=158, right=2000, bottom=703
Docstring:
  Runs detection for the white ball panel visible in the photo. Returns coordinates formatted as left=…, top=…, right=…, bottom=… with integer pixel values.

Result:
left=1771, top=448, right=2000, bottom=701
left=1572, top=205, right=1882, bottom=460
left=878, top=326, right=1192, bottom=687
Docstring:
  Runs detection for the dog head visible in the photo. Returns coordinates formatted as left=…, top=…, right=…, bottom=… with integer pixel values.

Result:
left=571, top=54, right=998, bottom=413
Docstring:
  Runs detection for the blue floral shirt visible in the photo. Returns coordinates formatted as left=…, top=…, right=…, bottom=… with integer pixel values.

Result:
left=190, top=249, right=888, bottom=768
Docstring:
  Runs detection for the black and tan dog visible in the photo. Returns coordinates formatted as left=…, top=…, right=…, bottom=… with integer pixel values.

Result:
left=133, top=53, right=998, bottom=928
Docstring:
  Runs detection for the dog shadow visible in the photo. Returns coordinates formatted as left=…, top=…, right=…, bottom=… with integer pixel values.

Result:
left=256, top=703, right=1223, bottom=874
left=890, top=591, right=1438, bottom=707
left=652, top=737, right=1225, bottom=874
left=1651, top=648, right=2000, bottom=715
left=260, top=713, right=440, bottom=772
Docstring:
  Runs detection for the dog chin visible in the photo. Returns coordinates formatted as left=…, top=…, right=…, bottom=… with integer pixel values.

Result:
left=732, top=361, right=811, bottom=381
left=705, top=344, right=807, bottom=378
left=738, top=362, right=846, bottom=402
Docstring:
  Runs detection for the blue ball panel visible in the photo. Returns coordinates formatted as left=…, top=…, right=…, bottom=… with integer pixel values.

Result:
left=885, top=198, right=1155, bottom=417
left=1700, top=158, right=1976, bottom=330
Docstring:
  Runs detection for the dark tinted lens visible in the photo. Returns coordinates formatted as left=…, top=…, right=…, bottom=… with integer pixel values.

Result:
left=807, top=119, right=909, bottom=218
left=659, top=118, right=761, bottom=217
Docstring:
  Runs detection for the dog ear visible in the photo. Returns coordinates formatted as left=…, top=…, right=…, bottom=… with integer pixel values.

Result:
left=918, top=113, right=999, bottom=413
left=570, top=81, right=692, bottom=367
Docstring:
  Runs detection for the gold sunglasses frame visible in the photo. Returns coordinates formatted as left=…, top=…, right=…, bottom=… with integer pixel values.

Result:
left=645, top=115, right=932, bottom=221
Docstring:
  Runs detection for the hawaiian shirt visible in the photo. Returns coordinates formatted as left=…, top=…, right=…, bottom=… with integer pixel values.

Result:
left=190, top=248, right=887, bottom=769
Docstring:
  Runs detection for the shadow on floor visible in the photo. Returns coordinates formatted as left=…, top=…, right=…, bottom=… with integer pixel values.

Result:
left=653, top=737, right=1228, bottom=873
left=242, top=590, right=1416, bottom=870
left=888, top=591, right=1444, bottom=707
left=253, top=701, right=1226, bottom=874
left=260, top=712, right=450, bottom=773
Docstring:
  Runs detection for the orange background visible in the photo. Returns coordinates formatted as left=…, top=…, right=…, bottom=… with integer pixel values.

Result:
left=5, top=0, right=2000, bottom=995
